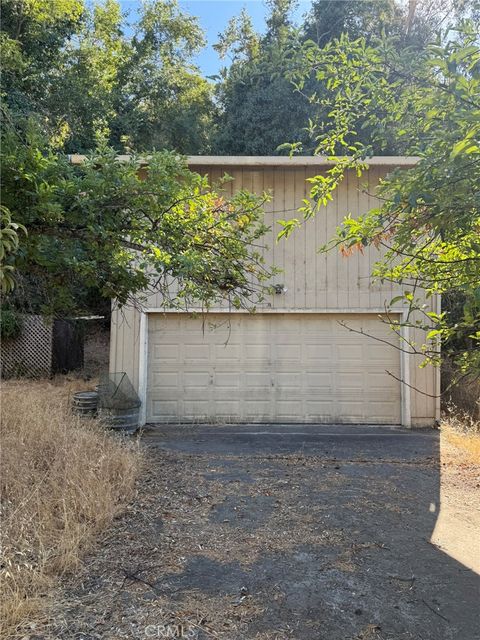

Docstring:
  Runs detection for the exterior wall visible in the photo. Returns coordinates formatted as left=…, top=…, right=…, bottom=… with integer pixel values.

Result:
left=110, top=161, right=439, bottom=426
left=110, top=305, right=142, bottom=392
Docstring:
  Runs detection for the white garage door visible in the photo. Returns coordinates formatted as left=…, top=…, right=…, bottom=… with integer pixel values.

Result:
left=146, top=313, right=401, bottom=424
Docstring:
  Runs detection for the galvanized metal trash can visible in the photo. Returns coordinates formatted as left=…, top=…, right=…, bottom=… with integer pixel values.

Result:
left=97, top=406, right=140, bottom=434
left=72, top=391, right=99, bottom=417
left=97, top=372, right=141, bottom=434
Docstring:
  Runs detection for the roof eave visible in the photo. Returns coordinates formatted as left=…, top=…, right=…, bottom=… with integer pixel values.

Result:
left=68, top=154, right=419, bottom=167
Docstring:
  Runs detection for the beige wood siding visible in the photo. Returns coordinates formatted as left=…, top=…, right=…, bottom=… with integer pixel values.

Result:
left=110, top=160, right=439, bottom=426
left=144, top=166, right=399, bottom=312
left=109, top=305, right=141, bottom=391
left=147, top=313, right=401, bottom=424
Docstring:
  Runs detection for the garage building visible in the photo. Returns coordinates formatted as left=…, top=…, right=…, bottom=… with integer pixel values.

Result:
left=109, top=156, right=440, bottom=427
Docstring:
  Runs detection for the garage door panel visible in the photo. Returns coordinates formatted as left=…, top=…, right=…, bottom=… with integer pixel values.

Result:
left=183, top=372, right=210, bottom=386
left=245, top=389, right=271, bottom=401
left=275, top=344, right=303, bottom=361
left=276, top=372, right=302, bottom=388
left=244, top=400, right=271, bottom=416
left=244, top=344, right=272, bottom=360
left=215, top=392, right=241, bottom=405
left=147, top=313, right=401, bottom=424
left=368, top=402, right=400, bottom=418
left=367, top=371, right=398, bottom=386
left=334, top=373, right=365, bottom=390
left=305, top=372, right=332, bottom=386
left=275, top=400, right=304, bottom=420
left=368, top=343, right=397, bottom=360
left=214, top=373, right=240, bottom=388
left=213, top=400, right=241, bottom=416
left=151, top=399, right=178, bottom=416
left=337, top=345, right=363, bottom=360
left=245, top=372, right=270, bottom=387
left=304, top=344, right=332, bottom=360
left=183, top=345, right=210, bottom=361
left=183, top=400, right=210, bottom=416
left=152, top=344, right=179, bottom=361
left=184, top=389, right=210, bottom=402
left=151, top=370, right=178, bottom=383
left=214, top=344, right=241, bottom=360
left=305, top=400, right=334, bottom=413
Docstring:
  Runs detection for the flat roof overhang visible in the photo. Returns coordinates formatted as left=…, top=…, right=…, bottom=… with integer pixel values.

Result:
left=68, top=154, right=419, bottom=168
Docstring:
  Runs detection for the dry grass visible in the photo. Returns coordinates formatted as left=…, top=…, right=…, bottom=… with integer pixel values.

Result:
left=0, top=378, right=142, bottom=639
left=441, top=409, right=480, bottom=465
left=442, top=360, right=480, bottom=420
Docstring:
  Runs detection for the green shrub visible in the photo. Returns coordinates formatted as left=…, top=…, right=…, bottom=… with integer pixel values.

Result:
left=0, top=307, right=23, bottom=340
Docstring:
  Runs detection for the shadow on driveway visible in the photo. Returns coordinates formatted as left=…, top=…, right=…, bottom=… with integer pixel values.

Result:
left=141, top=424, right=479, bottom=639
left=55, top=424, right=479, bottom=640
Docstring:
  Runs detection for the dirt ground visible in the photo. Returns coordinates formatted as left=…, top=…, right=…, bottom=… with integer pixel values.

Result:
left=45, top=424, right=479, bottom=640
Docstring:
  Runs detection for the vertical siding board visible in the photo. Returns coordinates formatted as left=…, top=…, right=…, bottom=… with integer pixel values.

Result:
left=335, top=172, right=349, bottom=308
left=224, top=167, right=240, bottom=196
left=324, top=169, right=338, bottom=308
left=252, top=169, right=266, bottom=306
left=262, top=168, right=275, bottom=309
left=119, top=307, right=135, bottom=388
left=241, top=167, right=253, bottom=192
left=294, top=169, right=306, bottom=310
left=252, top=169, right=264, bottom=197
left=304, top=168, right=320, bottom=308
left=208, top=166, right=220, bottom=188
left=367, top=168, right=382, bottom=309
left=109, top=305, right=119, bottom=373
left=119, top=307, right=125, bottom=375
left=289, top=168, right=305, bottom=309
left=273, top=168, right=287, bottom=310
left=241, top=168, right=255, bottom=304
left=283, top=169, right=296, bottom=309
left=117, top=307, right=124, bottom=375
left=411, top=326, right=425, bottom=420
left=303, top=168, right=310, bottom=309
left=409, top=313, right=437, bottom=423
left=348, top=170, right=361, bottom=309
left=132, top=309, right=141, bottom=391
left=357, top=170, right=372, bottom=308
left=421, top=303, right=436, bottom=420
left=222, top=165, right=235, bottom=198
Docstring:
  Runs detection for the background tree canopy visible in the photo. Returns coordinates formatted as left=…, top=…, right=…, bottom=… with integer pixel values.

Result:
left=0, top=0, right=271, bottom=316
left=1, top=0, right=214, bottom=153
left=2, top=0, right=471, bottom=156
left=211, top=0, right=469, bottom=155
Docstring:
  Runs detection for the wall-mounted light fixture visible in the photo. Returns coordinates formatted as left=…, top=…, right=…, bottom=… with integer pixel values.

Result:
left=274, top=284, right=288, bottom=295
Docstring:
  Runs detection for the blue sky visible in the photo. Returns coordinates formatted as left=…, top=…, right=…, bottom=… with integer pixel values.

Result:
left=119, top=0, right=313, bottom=77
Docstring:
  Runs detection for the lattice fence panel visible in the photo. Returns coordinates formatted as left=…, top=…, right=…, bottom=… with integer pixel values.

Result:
left=1, top=315, right=53, bottom=378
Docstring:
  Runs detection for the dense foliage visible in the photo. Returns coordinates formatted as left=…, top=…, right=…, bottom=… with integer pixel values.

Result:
left=212, top=0, right=463, bottom=154
left=0, top=0, right=273, bottom=316
left=282, top=23, right=480, bottom=377
left=0, top=134, right=271, bottom=315
left=1, top=0, right=214, bottom=153
left=212, top=1, right=312, bottom=155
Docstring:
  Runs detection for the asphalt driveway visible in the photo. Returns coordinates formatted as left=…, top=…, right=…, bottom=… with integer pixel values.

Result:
left=54, top=424, right=480, bottom=640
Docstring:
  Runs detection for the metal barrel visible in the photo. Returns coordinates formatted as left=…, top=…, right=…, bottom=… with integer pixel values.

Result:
left=97, top=406, right=140, bottom=434
left=72, top=391, right=99, bottom=417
